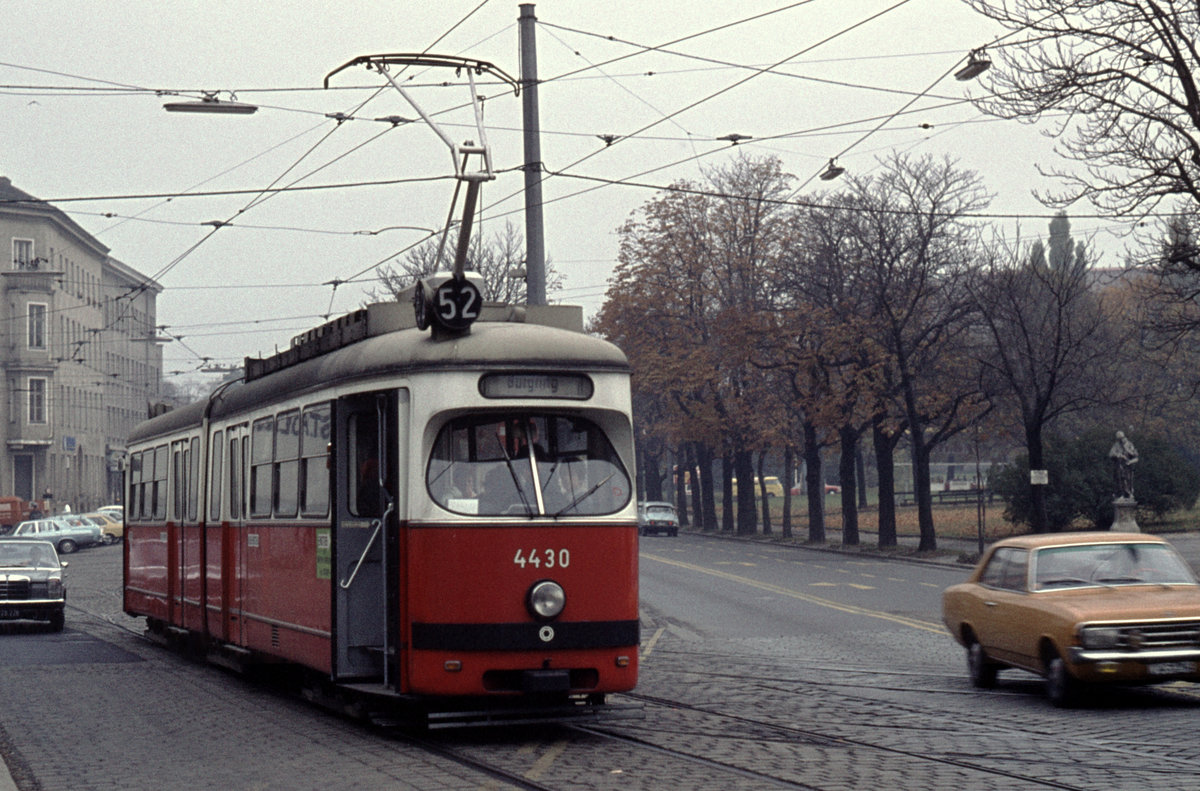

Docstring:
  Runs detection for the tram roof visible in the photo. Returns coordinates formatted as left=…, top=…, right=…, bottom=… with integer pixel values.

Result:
left=130, top=301, right=630, bottom=443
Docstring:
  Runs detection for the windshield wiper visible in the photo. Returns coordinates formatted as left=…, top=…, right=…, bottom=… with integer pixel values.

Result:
left=554, top=472, right=615, bottom=517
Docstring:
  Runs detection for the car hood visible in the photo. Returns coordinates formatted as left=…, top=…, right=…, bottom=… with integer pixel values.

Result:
left=1036, top=585, right=1200, bottom=622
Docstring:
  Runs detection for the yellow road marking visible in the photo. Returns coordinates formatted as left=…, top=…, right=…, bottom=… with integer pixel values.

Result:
left=642, top=552, right=943, bottom=634
left=641, top=625, right=665, bottom=659
left=525, top=740, right=569, bottom=781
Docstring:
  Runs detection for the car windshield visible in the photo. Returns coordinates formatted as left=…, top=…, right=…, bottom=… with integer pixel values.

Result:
left=0, top=543, right=59, bottom=569
left=427, top=413, right=631, bottom=518
left=1033, top=543, right=1197, bottom=590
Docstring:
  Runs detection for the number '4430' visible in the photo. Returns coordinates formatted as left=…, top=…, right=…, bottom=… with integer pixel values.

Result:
left=513, top=548, right=570, bottom=569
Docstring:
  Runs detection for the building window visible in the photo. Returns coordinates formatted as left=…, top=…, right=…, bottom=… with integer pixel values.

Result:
left=27, top=303, right=46, bottom=349
left=27, top=378, right=47, bottom=424
left=12, top=239, right=34, bottom=270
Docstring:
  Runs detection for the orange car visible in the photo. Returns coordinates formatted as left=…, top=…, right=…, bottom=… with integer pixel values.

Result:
left=942, top=532, right=1200, bottom=706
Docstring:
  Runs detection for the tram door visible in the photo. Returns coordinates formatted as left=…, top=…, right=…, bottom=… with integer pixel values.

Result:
left=333, top=390, right=406, bottom=683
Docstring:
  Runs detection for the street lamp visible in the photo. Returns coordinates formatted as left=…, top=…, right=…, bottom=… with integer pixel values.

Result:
left=163, top=92, right=257, bottom=114
left=954, top=49, right=991, bottom=81
left=820, top=158, right=845, bottom=181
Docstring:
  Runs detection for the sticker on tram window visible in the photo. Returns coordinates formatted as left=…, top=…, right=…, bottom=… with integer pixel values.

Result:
left=479, top=373, right=593, bottom=400
left=513, top=548, right=570, bottom=569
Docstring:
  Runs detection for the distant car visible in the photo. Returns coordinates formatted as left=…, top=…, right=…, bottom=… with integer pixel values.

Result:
left=942, top=532, right=1200, bottom=706
left=82, top=512, right=123, bottom=545
left=98, top=505, right=123, bottom=519
left=0, top=539, right=66, bottom=631
left=9, top=516, right=102, bottom=554
left=638, top=501, right=679, bottom=537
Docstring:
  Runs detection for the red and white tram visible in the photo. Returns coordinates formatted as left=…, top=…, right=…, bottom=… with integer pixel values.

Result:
left=122, top=287, right=639, bottom=726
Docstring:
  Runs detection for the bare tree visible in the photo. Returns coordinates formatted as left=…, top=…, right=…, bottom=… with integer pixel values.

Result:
left=367, top=221, right=560, bottom=304
left=971, top=216, right=1130, bottom=531
left=966, top=1, right=1200, bottom=215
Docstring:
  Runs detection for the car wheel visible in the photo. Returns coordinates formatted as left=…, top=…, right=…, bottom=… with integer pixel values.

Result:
left=1045, top=655, right=1080, bottom=707
left=670, top=528, right=677, bottom=537
left=102, top=533, right=116, bottom=545
left=57, top=539, right=77, bottom=555
left=49, top=610, right=64, bottom=632
left=967, top=641, right=998, bottom=688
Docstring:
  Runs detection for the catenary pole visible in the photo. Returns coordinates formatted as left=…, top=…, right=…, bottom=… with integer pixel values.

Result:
left=519, top=3, right=546, bottom=306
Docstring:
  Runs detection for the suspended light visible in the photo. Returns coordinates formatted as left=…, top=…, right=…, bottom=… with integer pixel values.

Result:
left=955, top=49, right=991, bottom=81
left=163, top=93, right=257, bottom=114
left=820, top=159, right=845, bottom=181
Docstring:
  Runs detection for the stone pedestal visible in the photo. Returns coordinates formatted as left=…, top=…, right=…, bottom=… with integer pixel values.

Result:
left=1112, top=497, right=1139, bottom=532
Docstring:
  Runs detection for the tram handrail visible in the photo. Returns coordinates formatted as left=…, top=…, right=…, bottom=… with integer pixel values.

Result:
left=339, top=499, right=393, bottom=590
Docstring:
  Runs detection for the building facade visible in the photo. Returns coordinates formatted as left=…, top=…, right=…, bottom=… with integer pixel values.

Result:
left=0, top=176, right=162, bottom=512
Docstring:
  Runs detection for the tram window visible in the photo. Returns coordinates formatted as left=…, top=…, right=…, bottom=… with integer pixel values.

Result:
left=172, top=445, right=186, bottom=521
left=128, top=451, right=143, bottom=521
left=250, top=417, right=274, bottom=518
left=349, top=412, right=383, bottom=518
left=300, top=403, right=330, bottom=517
left=228, top=434, right=242, bottom=520
left=209, top=430, right=223, bottom=522
left=152, top=444, right=168, bottom=520
left=274, top=410, right=301, bottom=518
left=188, top=437, right=200, bottom=522
left=427, top=414, right=631, bottom=517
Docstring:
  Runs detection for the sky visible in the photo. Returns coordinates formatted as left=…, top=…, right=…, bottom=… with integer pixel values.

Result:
left=0, top=0, right=1148, bottom=385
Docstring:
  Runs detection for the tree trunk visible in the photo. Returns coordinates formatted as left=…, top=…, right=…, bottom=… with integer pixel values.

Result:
left=721, top=453, right=734, bottom=532
left=674, top=450, right=689, bottom=527
left=757, top=451, right=772, bottom=535
left=912, top=437, right=938, bottom=552
left=873, top=421, right=899, bottom=548
left=803, top=421, right=825, bottom=542
left=699, top=443, right=718, bottom=531
left=642, top=447, right=663, bottom=502
left=856, top=445, right=869, bottom=509
left=839, top=425, right=859, bottom=546
left=781, top=446, right=794, bottom=539
left=735, top=449, right=757, bottom=535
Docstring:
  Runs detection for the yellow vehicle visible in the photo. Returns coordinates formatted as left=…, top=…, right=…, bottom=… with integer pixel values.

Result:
left=730, top=476, right=784, bottom=497
left=83, top=511, right=123, bottom=544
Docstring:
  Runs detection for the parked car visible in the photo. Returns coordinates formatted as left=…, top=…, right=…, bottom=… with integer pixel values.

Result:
left=83, top=511, right=123, bottom=544
left=98, top=504, right=123, bottom=519
left=0, top=539, right=66, bottom=631
left=9, top=516, right=102, bottom=554
left=942, top=532, right=1200, bottom=706
left=788, top=483, right=841, bottom=496
left=638, top=501, right=679, bottom=537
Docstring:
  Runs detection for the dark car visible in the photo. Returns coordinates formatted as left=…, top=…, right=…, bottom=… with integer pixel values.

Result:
left=0, top=539, right=66, bottom=631
left=638, top=501, right=679, bottom=537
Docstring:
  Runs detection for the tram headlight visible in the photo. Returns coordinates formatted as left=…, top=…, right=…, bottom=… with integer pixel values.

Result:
left=527, top=580, right=566, bottom=621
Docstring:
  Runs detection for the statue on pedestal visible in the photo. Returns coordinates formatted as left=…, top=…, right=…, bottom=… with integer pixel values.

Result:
left=1108, top=431, right=1138, bottom=500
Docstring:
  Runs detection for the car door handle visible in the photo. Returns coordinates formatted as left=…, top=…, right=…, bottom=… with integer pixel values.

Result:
left=984, top=601, right=998, bottom=607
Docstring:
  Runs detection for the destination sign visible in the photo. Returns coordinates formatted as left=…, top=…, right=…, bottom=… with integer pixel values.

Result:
left=479, top=373, right=594, bottom=400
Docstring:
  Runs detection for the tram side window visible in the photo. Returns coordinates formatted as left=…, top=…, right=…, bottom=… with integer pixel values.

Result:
left=274, top=410, right=301, bottom=517
left=128, top=451, right=143, bottom=520
left=228, top=433, right=243, bottom=520
left=300, top=403, right=330, bottom=517
left=209, top=430, right=224, bottom=522
left=152, top=444, right=168, bottom=520
left=250, top=417, right=273, bottom=518
left=188, top=437, right=200, bottom=522
left=349, top=412, right=383, bottom=518
left=427, top=413, right=631, bottom=518
left=172, top=443, right=188, bottom=521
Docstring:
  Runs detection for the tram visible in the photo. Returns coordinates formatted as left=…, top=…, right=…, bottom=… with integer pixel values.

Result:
left=122, top=277, right=640, bottom=727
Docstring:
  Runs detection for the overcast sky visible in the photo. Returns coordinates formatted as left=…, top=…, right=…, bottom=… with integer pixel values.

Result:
left=0, top=0, right=1142, bottom=383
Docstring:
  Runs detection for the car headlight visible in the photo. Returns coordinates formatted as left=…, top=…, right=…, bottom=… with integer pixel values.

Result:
left=1080, top=626, right=1121, bottom=649
left=527, top=580, right=565, bottom=620
left=47, top=578, right=63, bottom=598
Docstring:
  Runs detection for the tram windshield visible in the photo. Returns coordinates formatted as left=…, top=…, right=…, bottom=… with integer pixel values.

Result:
left=427, top=414, right=631, bottom=517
